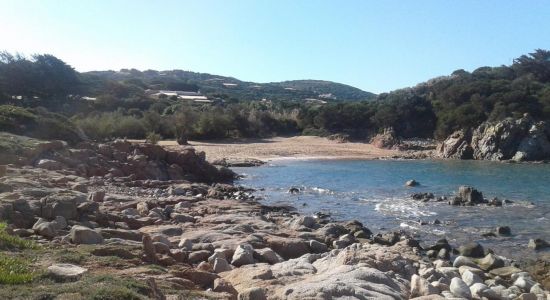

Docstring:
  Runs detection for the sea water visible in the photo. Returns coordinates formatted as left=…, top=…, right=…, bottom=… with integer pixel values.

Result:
left=234, top=159, right=550, bottom=261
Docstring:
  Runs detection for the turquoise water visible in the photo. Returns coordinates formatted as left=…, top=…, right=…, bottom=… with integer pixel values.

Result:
left=234, top=159, right=550, bottom=260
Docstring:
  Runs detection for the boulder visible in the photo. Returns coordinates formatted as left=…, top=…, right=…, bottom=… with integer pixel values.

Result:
left=453, top=256, right=478, bottom=268
left=458, top=242, right=485, bottom=257
left=265, top=237, right=309, bottom=260
left=253, top=248, right=283, bottom=265
left=212, top=278, right=238, bottom=297
left=70, top=225, right=103, bottom=244
left=469, top=282, right=489, bottom=299
left=406, top=179, right=420, bottom=187
left=213, top=258, right=232, bottom=273
left=189, top=250, right=211, bottom=264
left=47, top=263, right=88, bottom=282
left=528, top=238, right=550, bottom=250
left=87, top=190, right=105, bottom=202
left=237, top=287, right=267, bottom=300
left=178, top=238, right=193, bottom=251
left=370, top=127, right=399, bottom=149
left=477, top=253, right=504, bottom=271
left=462, top=270, right=483, bottom=286
left=171, top=213, right=195, bottom=223
left=450, top=277, right=472, bottom=299
left=32, top=218, right=57, bottom=238
left=410, top=274, right=438, bottom=297
left=41, top=192, right=80, bottom=220
left=309, top=240, right=328, bottom=253
left=231, top=244, right=255, bottom=267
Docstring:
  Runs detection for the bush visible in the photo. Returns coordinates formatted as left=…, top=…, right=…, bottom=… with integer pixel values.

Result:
left=145, top=132, right=161, bottom=144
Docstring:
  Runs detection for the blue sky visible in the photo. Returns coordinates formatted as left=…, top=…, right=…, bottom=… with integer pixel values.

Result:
left=1, top=0, right=549, bottom=93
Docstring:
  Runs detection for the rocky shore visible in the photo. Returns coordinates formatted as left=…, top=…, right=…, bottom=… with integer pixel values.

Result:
left=0, top=133, right=549, bottom=299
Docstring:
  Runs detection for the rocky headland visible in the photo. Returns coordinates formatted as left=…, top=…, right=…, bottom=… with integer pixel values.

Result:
left=0, top=133, right=549, bottom=299
left=438, top=114, right=550, bottom=162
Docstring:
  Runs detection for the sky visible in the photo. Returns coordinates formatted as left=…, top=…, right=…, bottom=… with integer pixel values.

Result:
left=1, top=0, right=550, bottom=93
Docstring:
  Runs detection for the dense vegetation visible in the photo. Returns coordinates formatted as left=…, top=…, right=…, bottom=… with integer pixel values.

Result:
left=1, top=49, right=550, bottom=142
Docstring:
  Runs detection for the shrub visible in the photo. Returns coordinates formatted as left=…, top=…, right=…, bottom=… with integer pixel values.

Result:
left=145, top=132, right=161, bottom=144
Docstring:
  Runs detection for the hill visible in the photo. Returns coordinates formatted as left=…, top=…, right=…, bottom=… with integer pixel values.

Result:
left=81, top=69, right=376, bottom=102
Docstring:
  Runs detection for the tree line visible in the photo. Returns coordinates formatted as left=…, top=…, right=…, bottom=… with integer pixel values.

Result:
left=1, top=49, right=550, bottom=143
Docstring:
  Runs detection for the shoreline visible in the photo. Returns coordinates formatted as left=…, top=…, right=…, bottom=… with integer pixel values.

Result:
left=1, top=135, right=548, bottom=298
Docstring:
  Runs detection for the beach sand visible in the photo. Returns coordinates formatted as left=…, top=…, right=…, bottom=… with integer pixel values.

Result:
left=159, top=136, right=399, bottom=162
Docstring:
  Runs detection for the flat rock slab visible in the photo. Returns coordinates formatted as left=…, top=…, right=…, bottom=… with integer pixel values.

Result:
left=47, top=263, right=88, bottom=281
left=489, top=266, right=523, bottom=278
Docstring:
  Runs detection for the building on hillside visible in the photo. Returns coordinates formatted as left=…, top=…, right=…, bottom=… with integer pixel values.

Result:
left=147, top=90, right=209, bottom=101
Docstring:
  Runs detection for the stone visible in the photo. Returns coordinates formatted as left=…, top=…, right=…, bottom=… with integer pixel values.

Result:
left=458, top=242, right=485, bottom=258
left=469, top=282, right=489, bottom=299
left=410, top=274, right=438, bottom=297
left=406, top=179, right=420, bottom=187
left=41, top=193, right=80, bottom=220
left=496, top=226, right=511, bottom=235
left=514, top=276, right=536, bottom=292
left=170, top=213, right=195, bottom=223
left=450, top=277, right=472, bottom=299
left=453, top=256, right=478, bottom=268
left=47, top=263, right=88, bottom=282
left=265, top=236, right=309, bottom=259
left=70, top=225, right=103, bottom=244
left=32, top=218, right=57, bottom=238
left=142, top=234, right=157, bottom=263
left=477, top=253, right=504, bottom=271
left=136, top=202, right=149, bottom=216
left=231, top=244, right=255, bottom=267
left=189, top=250, right=211, bottom=264
left=151, top=234, right=171, bottom=247
left=213, top=258, right=232, bottom=273
left=517, top=293, right=538, bottom=300
left=51, top=216, right=68, bottom=230
left=457, top=186, right=485, bottom=205
left=309, top=240, right=328, bottom=253
left=88, top=190, right=105, bottom=202
left=253, top=247, right=283, bottom=265
left=489, top=266, right=523, bottom=278
left=437, top=267, right=460, bottom=279
left=0, top=165, right=6, bottom=177
left=530, top=283, right=545, bottom=295
left=212, top=278, right=238, bottom=296
left=178, top=238, right=193, bottom=251
left=237, top=287, right=267, bottom=300
left=528, top=238, right=550, bottom=250
left=153, top=242, right=170, bottom=255
left=37, top=159, right=63, bottom=170
left=462, top=270, right=483, bottom=286
left=458, top=266, right=485, bottom=278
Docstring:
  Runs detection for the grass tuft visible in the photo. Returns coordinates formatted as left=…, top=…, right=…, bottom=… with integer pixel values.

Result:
left=0, top=222, right=38, bottom=250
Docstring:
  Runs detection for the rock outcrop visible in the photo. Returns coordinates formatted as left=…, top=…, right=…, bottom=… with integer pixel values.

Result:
left=438, top=115, right=550, bottom=161
left=370, top=127, right=400, bottom=149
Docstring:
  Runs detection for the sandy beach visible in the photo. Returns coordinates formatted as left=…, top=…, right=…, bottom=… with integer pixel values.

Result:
left=159, top=136, right=399, bottom=162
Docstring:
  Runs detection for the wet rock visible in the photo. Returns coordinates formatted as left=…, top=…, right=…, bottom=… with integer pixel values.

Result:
left=406, top=179, right=420, bottom=187
left=456, top=186, right=485, bottom=205
left=496, top=226, right=511, bottom=235
left=412, top=192, right=434, bottom=201
left=373, top=231, right=401, bottom=246
left=528, top=238, right=550, bottom=250
left=458, top=242, right=485, bottom=258
left=231, top=244, right=255, bottom=267
left=47, top=263, right=88, bottom=282
left=450, top=277, right=472, bottom=299
left=70, top=225, right=103, bottom=244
